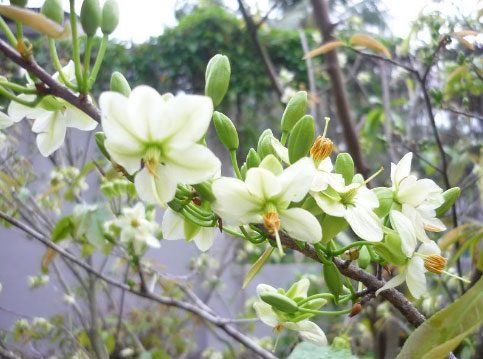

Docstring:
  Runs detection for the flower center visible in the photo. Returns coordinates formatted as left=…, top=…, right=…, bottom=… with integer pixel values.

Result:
left=423, top=254, right=447, bottom=274
left=143, top=146, right=163, bottom=178
left=263, top=212, right=280, bottom=234
left=131, top=219, right=140, bottom=228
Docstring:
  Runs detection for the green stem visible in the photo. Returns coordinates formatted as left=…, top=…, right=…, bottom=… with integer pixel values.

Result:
left=69, top=0, right=83, bottom=89
left=314, top=243, right=331, bottom=264
left=280, top=131, right=288, bottom=146
left=222, top=226, right=246, bottom=239
left=0, top=86, right=40, bottom=106
left=88, top=34, right=108, bottom=88
left=15, top=22, right=23, bottom=42
left=48, top=39, right=78, bottom=91
left=229, top=150, right=242, bottom=179
left=297, top=293, right=334, bottom=306
left=331, top=241, right=378, bottom=256
left=0, top=16, right=16, bottom=47
left=240, top=226, right=266, bottom=244
left=297, top=307, right=352, bottom=316
left=82, top=36, right=95, bottom=92
left=0, top=81, right=36, bottom=94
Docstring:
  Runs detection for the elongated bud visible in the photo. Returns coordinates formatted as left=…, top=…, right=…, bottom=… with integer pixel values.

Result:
left=349, top=303, right=362, bottom=317
left=10, top=0, right=28, bottom=7
left=110, top=72, right=131, bottom=96
left=246, top=148, right=261, bottom=169
left=257, top=129, right=276, bottom=159
left=310, top=136, right=333, bottom=162
left=94, top=132, right=110, bottom=160
left=212, top=111, right=238, bottom=151
left=280, top=91, right=307, bottom=134
left=373, top=187, right=394, bottom=218
left=357, top=245, right=371, bottom=269
left=240, top=162, right=247, bottom=180
left=304, top=298, right=326, bottom=310
left=80, top=0, right=101, bottom=36
left=288, top=114, right=315, bottom=164
left=41, top=0, right=63, bottom=24
left=260, top=292, right=298, bottom=313
left=424, top=254, right=447, bottom=274
left=435, top=187, right=461, bottom=217
left=205, top=54, right=230, bottom=107
left=323, top=262, right=342, bottom=302
left=335, top=153, right=354, bottom=185
left=101, top=0, right=119, bottom=35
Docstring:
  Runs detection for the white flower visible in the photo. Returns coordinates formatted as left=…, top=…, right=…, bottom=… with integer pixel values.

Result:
left=105, top=202, right=160, bottom=251
left=310, top=157, right=345, bottom=192
left=376, top=240, right=442, bottom=299
left=212, top=156, right=322, bottom=254
left=253, top=280, right=327, bottom=346
left=390, top=153, right=446, bottom=242
left=311, top=176, right=383, bottom=242
left=0, top=111, right=13, bottom=129
left=281, top=87, right=297, bottom=104
left=161, top=208, right=217, bottom=252
left=99, top=86, right=221, bottom=206
left=7, top=61, right=97, bottom=156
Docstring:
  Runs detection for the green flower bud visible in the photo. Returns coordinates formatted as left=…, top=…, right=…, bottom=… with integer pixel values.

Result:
left=288, top=114, right=315, bottom=164
left=260, top=292, right=299, bottom=313
left=257, top=129, right=276, bottom=159
left=110, top=71, right=131, bottom=96
left=435, top=187, right=460, bottom=217
left=357, top=245, right=371, bottom=269
left=240, top=162, right=247, bottom=180
left=374, top=230, right=407, bottom=265
left=212, top=111, right=238, bottom=151
left=246, top=148, right=261, bottom=169
left=101, top=0, right=119, bottom=35
left=335, top=153, right=354, bottom=185
left=373, top=187, right=394, bottom=218
left=205, top=54, right=230, bottom=107
left=323, top=262, right=342, bottom=302
left=304, top=298, right=327, bottom=310
left=41, top=0, right=63, bottom=25
left=80, top=0, right=101, bottom=37
left=280, top=91, right=307, bottom=134
left=9, top=0, right=28, bottom=7
left=94, top=132, right=110, bottom=160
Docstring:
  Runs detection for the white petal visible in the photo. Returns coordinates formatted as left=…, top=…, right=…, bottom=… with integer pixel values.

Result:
left=7, top=95, right=46, bottom=122
left=317, top=157, right=333, bottom=172
left=245, top=167, right=281, bottom=200
left=422, top=215, right=446, bottom=233
left=398, top=177, right=439, bottom=207
left=389, top=210, right=417, bottom=257
left=286, top=278, right=310, bottom=299
left=402, top=204, right=430, bottom=243
left=279, top=207, right=322, bottom=244
left=161, top=208, right=185, bottom=240
left=406, top=257, right=426, bottom=299
left=312, top=192, right=346, bottom=217
left=345, top=205, right=383, bottom=242
left=271, top=137, right=289, bottom=164
left=144, top=235, right=161, bottom=248
left=253, top=301, right=278, bottom=327
left=166, top=144, right=221, bottom=185
left=278, top=158, right=315, bottom=203
left=134, top=167, right=177, bottom=206
left=0, top=111, right=13, bottom=129
left=193, top=227, right=215, bottom=252
left=64, top=105, right=97, bottom=131
left=417, top=241, right=441, bottom=256
left=285, top=320, right=327, bottom=346
left=163, top=94, right=213, bottom=145
left=34, top=113, right=67, bottom=156
left=104, top=139, right=143, bottom=175
left=53, top=60, right=75, bottom=82
left=375, top=270, right=407, bottom=296
left=391, top=152, right=412, bottom=187
left=212, top=177, right=263, bottom=226
left=355, top=187, right=379, bottom=210
left=128, top=86, right=165, bottom=141
left=256, top=284, right=278, bottom=297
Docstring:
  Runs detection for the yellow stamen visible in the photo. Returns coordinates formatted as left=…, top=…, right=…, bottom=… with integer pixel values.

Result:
left=424, top=254, right=447, bottom=274
left=145, top=159, right=160, bottom=179
left=263, top=212, right=284, bottom=256
left=310, top=136, right=333, bottom=162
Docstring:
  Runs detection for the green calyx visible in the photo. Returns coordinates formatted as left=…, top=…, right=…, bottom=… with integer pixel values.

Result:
left=41, top=0, right=64, bottom=25
left=339, top=187, right=357, bottom=206
left=80, top=0, right=102, bottom=36
left=110, top=71, right=131, bottom=96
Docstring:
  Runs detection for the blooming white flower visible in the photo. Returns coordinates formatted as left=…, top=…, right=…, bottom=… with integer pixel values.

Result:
left=310, top=157, right=345, bottom=193
left=253, top=279, right=327, bottom=346
left=7, top=61, right=97, bottom=156
left=212, top=156, right=322, bottom=254
left=99, top=86, right=221, bottom=206
left=311, top=175, right=383, bottom=242
left=161, top=208, right=217, bottom=252
left=105, top=202, right=160, bottom=252
left=390, top=153, right=446, bottom=242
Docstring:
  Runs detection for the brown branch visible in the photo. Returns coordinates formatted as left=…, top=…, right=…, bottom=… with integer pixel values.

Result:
left=0, top=38, right=101, bottom=123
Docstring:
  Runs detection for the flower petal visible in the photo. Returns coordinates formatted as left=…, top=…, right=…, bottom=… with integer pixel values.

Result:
left=161, top=208, right=185, bottom=240
left=193, top=227, right=215, bottom=252
left=375, top=270, right=407, bottom=296
left=402, top=204, right=430, bottom=243
left=256, top=283, right=278, bottom=297
left=389, top=210, right=417, bottom=257
left=253, top=301, right=278, bottom=327
left=285, top=320, right=327, bottom=346
left=406, top=257, right=426, bottom=299
left=345, top=205, right=383, bottom=242
left=128, top=85, right=164, bottom=141
left=279, top=207, right=322, bottom=244
left=104, top=139, right=143, bottom=175
left=64, top=105, right=97, bottom=131
left=8, top=95, right=45, bottom=122
left=166, top=144, right=221, bottom=185
left=278, top=157, right=315, bottom=203
left=34, top=113, right=67, bottom=156
left=312, top=192, right=346, bottom=217
left=134, top=166, right=177, bottom=206
left=245, top=167, right=281, bottom=200
left=417, top=240, right=441, bottom=256
left=0, top=111, right=13, bottom=129
left=391, top=152, right=412, bottom=188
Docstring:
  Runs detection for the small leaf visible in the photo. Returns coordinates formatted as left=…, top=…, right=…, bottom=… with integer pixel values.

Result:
left=350, top=33, right=392, bottom=58
left=303, top=41, right=346, bottom=59
left=288, top=342, right=357, bottom=359
left=242, top=246, right=274, bottom=289
left=397, top=278, right=483, bottom=359
left=51, top=216, right=73, bottom=243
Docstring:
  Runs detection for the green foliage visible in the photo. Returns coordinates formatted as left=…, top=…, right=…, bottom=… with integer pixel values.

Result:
left=288, top=342, right=357, bottom=359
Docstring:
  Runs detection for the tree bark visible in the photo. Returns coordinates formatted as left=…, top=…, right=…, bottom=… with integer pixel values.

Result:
left=310, top=0, right=369, bottom=177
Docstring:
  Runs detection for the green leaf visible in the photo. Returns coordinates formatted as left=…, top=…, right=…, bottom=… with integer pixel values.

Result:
left=288, top=342, right=357, bottom=359
left=51, top=216, right=73, bottom=243
left=397, top=277, right=483, bottom=359
left=242, top=246, right=274, bottom=289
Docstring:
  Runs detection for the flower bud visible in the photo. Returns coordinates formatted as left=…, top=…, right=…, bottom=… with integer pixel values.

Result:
left=257, top=129, right=276, bottom=159
left=310, top=136, right=333, bottom=162
left=110, top=72, right=131, bottom=96
left=205, top=54, right=231, bottom=107
left=246, top=148, right=261, bottom=169
left=41, top=0, right=63, bottom=25
left=94, top=132, right=110, bottom=160
left=280, top=91, right=307, bottom=133
left=323, top=262, right=342, bottom=301
left=10, top=0, right=28, bottom=7
left=349, top=303, right=362, bottom=317
left=344, top=247, right=359, bottom=261
left=435, top=187, right=460, bottom=217
left=80, top=0, right=101, bottom=37
left=304, top=298, right=327, bottom=310
left=212, top=111, right=238, bottom=151
left=260, top=292, right=298, bottom=313
left=101, top=0, right=119, bottom=35
left=357, top=245, right=371, bottom=269
left=334, top=152, right=354, bottom=185
left=240, top=162, right=247, bottom=180
left=373, top=187, right=394, bottom=218
left=288, top=114, right=315, bottom=164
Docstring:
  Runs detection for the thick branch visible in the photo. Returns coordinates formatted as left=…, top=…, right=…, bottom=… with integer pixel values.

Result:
left=0, top=211, right=275, bottom=359
left=0, top=38, right=101, bottom=122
